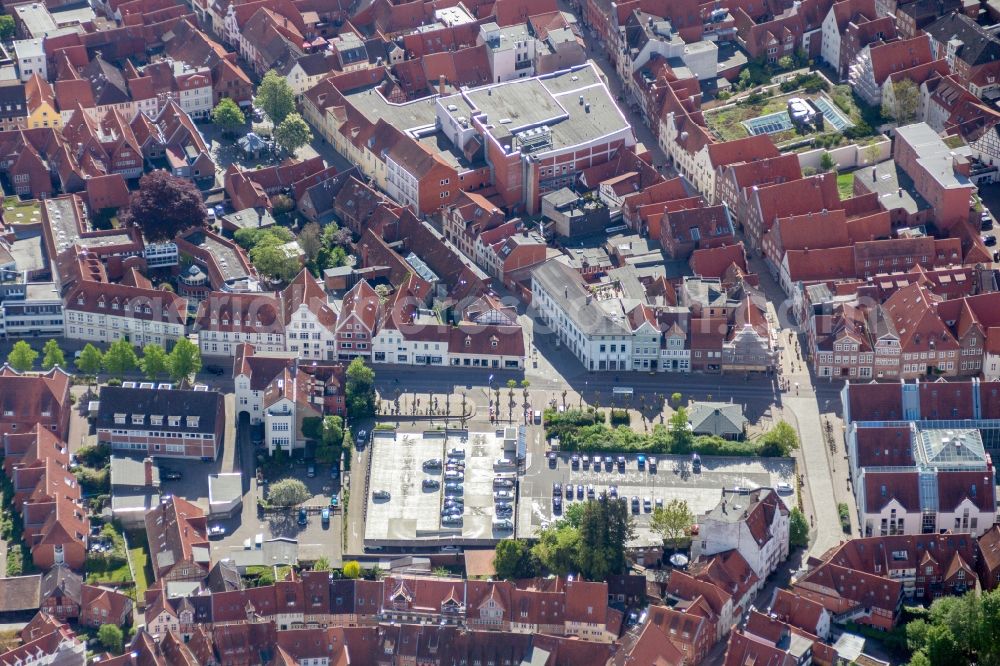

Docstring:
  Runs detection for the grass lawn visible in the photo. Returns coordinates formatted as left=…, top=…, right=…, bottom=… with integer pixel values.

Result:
left=85, top=555, right=133, bottom=584
left=2, top=196, right=41, bottom=224
left=705, top=94, right=795, bottom=142
left=837, top=172, right=855, bottom=199
left=126, top=531, right=153, bottom=597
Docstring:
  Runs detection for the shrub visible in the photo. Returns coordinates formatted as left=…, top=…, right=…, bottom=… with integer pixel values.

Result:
left=609, top=409, right=630, bottom=426
left=544, top=408, right=606, bottom=440
left=76, top=443, right=111, bottom=469
left=106, top=378, right=122, bottom=387
left=838, top=502, right=851, bottom=533
left=76, top=467, right=110, bottom=495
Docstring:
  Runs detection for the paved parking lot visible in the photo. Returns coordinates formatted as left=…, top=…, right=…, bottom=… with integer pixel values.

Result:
left=364, top=429, right=514, bottom=547
left=517, top=452, right=796, bottom=546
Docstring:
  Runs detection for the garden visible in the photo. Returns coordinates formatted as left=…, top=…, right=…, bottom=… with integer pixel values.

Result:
left=544, top=407, right=800, bottom=458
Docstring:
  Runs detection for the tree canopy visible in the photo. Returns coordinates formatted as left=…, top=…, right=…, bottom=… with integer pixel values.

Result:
left=0, top=15, right=14, bottom=41
left=274, top=112, right=312, bottom=155
left=342, top=561, right=362, bottom=579
left=140, top=343, right=169, bottom=380
left=167, top=338, right=201, bottom=386
left=6, top=340, right=37, bottom=372
left=268, top=478, right=310, bottom=506
left=493, top=539, right=535, bottom=580
left=212, top=98, right=245, bottom=135
left=75, top=343, right=103, bottom=376
left=649, top=499, right=694, bottom=547
left=529, top=494, right=634, bottom=580
left=759, top=421, right=800, bottom=457
left=906, top=588, right=1000, bottom=666
left=789, top=507, right=809, bottom=548
left=97, top=624, right=124, bottom=654
left=346, top=358, right=376, bottom=418
left=41, top=339, right=65, bottom=370
left=255, top=71, right=295, bottom=124
left=102, top=339, right=138, bottom=378
left=122, top=170, right=207, bottom=243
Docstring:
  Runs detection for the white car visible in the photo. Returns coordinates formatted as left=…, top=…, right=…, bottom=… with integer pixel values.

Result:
left=447, top=448, right=465, bottom=458
left=495, top=457, right=514, bottom=467
left=492, top=518, right=513, bottom=530
left=775, top=482, right=793, bottom=494
left=494, top=490, right=513, bottom=500
left=208, top=525, right=226, bottom=538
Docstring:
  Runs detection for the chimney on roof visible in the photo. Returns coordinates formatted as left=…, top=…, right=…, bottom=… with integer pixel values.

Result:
left=898, top=187, right=903, bottom=197
left=872, top=167, right=877, bottom=182
left=439, top=75, right=446, bottom=96
left=144, top=458, right=153, bottom=487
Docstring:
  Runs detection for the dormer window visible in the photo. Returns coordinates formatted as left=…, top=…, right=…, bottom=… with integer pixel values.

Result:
left=132, top=414, right=145, bottom=425
left=186, top=416, right=199, bottom=428
left=114, top=413, right=126, bottom=424
left=168, top=416, right=181, bottom=427
left=150, top=415, right=163, bottom=426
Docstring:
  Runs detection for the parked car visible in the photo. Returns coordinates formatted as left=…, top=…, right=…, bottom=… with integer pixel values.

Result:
left=547, top=451, right=557, bottom=467
left=553, top=482, right=562, bottom=496
left=609, top=485, right=618, bottom=498
left=161, top=469, right=182, bottom=481
left=297, top=508, right=307, bottom=526
left=445, top=483, right=464, bottom=492
left=444, top=470, right=464, bottom=480
left=637, top=454, right=645, bottom=469
left=986, top=235, right=998, bottom=247
left=424, top=458, right=442, bottom=468
left=494, top=477, right=514, bottom=489
left=649, top=457, right=657, bottom=471
left=307, top=465, right=315, bottom=478
left=321, top=508, right=330, bottom=525
left=208, top=525, right=225, bottom=538
left=440, top=545, right=461, bottom=553
left=330, top=466, right=340, bottom=479
left=553, top=496, right=562, bottom=512
left=372, top=490, right=391, bottom=500
left=422, top=479, right=441, bottom=490
left=442, top=515, right=463, bottom=525
left=495, top=490, right=514, bottom=500
left=570, top=454, right=579, bottom=467
left=492, top=518, right=514, bottom=530
left=447, top=448, right=465, bottom=458
left=565, top=485, right=573, bottom=499
left=775, top=481, right=793, bottom=494
left=643, top=497, right=652, bottom=513
left=495, top=457, right=514, bottom=467
left=577, top=484, right=584, bottom=499
left=586, top=484, right=595, bottom=498
left=329, top=496, right=339, bottom=507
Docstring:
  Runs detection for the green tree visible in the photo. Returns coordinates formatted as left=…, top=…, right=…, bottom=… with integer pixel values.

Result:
left=574, top=494, right=634, bottom=580
left=819, top=151, right=836, bottom=172
left=6, top=340, right=37, bottom=372
left=41, top=339, right=65, bottom=370
left=493, top=539, right=535, bottom=579
left=908, top=652, right=931, bottom=666
left=250, top=242, right=300, bottom=282
left=139, top=343, right=169, bottom=380
left=342, top=560, right=361, bottom=579
left=883, top=78, right=919, bottom=124
left=274, top=112, right=312, bottom=155
left=563, top=501, right=586, bottom=528
left=531, top=523, right=581, bottom=575
left=322, top=415, right=345, bottom=447
left=924, top=625, right=960, bottom=665
left=255, top=70, right=295, bottom=124
left=75, top=343, right=103, bottom=377
left=212, top=97, right=245, bottom=136
left=777, top=55, right=794, bottom=70
left=669, top=407, right=693, bottom=453
left=313, top=556, right=331, bottom=572
left=670, top=392, right=682, bottom=408
left=167, top=338, right=201, bottom=387
left=759, top=420, right=799, bottom=456
left=346, top=357, right=376, bottom=418
left=97, top=624, right=124, bottom=654
left=0, top=15, right=14, bottom=41
left=268, top=478, right=310, bottom=506
left=234, top=225, right=294, bottom=251
left=102, top=339, right=137, bottom=378
left=789, top=507, right=809, bottom=548
left=649, top=499, right=693, bottom=547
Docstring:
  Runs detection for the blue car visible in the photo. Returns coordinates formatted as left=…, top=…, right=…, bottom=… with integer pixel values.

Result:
left=321, top=508, right=330, bottom=525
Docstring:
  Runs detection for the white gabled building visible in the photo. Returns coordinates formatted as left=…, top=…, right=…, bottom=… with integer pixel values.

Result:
left=693, top=488, right=791, bottom=581
left=281, top=270, right=338, bottom=361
